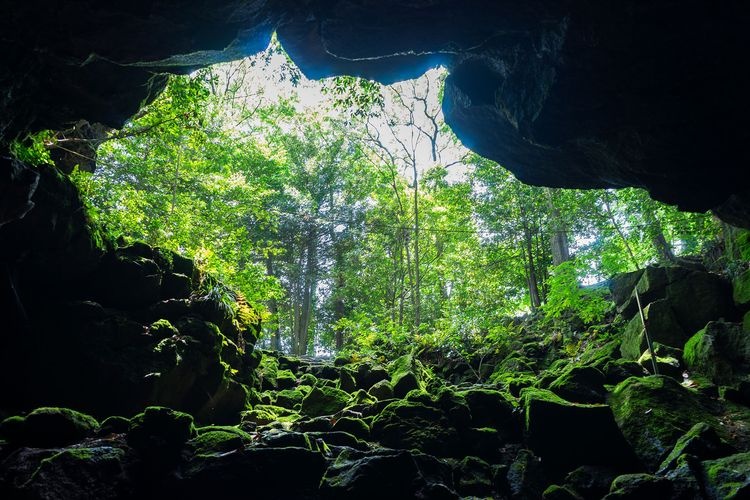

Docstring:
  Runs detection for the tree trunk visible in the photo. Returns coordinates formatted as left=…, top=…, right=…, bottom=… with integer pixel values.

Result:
left=546, top=188, right=571, bottom=266
left=266, top=257, right=282, bottom=351
left=412, top=159, right=421, bottom=330
left=642, top=205, right=676, bottom=263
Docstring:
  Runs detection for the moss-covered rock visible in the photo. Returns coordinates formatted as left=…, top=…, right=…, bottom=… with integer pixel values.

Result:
left=353, top=363, right=390, bottom=391
left=733, top=268, right=750, bottom=311
left=609, top=376, right=717, bottom=470
left=320, top=449, right=454, bottom=499
left=179, top=446, right=327, bottom=497
left=98, top=416, right=130, bottom=435
left=564, top=465, right=620, bottom=500
left=389, top=354, right=425, bottom=398
left=274, top=369, right=297, bottom=390
left=332, top=416, right=370, bottom=440
left=603, top=473, right=672, bottom=499
left=188, top=426, right=251, bottom=455
left=701, top=451, right=750, bottom=499
left=684, top=320, right=749, bottom=385
left=338, top=368, right=357, bottom=393
left=658, top=422, right=734, bottom=474
left=506, top=449, right=546, bottom=500
left=371, top=400, right=460, bottom=457
left=0, top=407, right=99, bottom=448
left=127, top=406, right=196, bottom=463
left=543, top=484, right=584, bottom=500
left=300, top=386, right=350, bottom=417
left=274, top=388, right=305, bottom=409
left=548, top=365, right=607, bottom=404
left=22, top=446, right=130, bottom=500
left=368, top=379, right=395, bottom=401
left=454, top=456, right=493, bottom=497
left=148, top=318, right=178, bottom=340
left=457, top=387, right=517, bottom=432
left=620, top=299, right=685, bottom=360
left=522, top=388, right=636, bottom=472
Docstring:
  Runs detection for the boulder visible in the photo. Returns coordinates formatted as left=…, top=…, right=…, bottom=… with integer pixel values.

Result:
left=180, top=446, right=327, bottom=498
left=457, top=388, right=521, bottom=440
left=371, top=400, right=460, bottom=457
left=21, top=446, right=132, bottom=500
left=367, top=379, right=395, bottom=401
left=683, top=321, right=750, bottom=385
left=331, top=416, right=370, bottom=441
left=609, top=269, right=645, bottom=312
left=564, top=465, right=620, bottom=500
left=187, top=426, right=250, bottom=455
left=732, top=268, right=750, bottom=311
left=0, top=407, right=99, bottom=448
left=701, top=451, right=750, bottom=499
left=506, top=449, right=546, bottom=500
left=521, top=388, right=636, bottom=472
left=454, top=456, right=493, bottom=497
left=658, top=422, right=734, bottom=474
left=620, top=299, right=685, bottom=360
left=609, top=376, right=717, bottom=470
left=126, top=406, right=196, bottom=465
left=602, top=473, right=672, bottom=499
left=300, top=386, right=350, bottom=417
left=320, top=449, right=455, bottom=499
left=548, top=365, right=607, bottom=404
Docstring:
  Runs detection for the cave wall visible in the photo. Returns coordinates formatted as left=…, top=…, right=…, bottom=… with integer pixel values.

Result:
left=2, top=0, right=749, bottom=223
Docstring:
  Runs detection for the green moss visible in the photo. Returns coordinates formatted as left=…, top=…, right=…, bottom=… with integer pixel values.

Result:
left=367, top=379, right=394, bottom=401
left=609, top=376, right=717, bottom=470
left=300, top=386, right=350, bottom=417
left=299, top=373, right=318, bottom=387
left=188, top=427, right=251, bottom=455
left=99, top=416, right=130, bottom=435
left=127, top=406, right=196, bottom=459
left=3, top=407, right=100, bottom=448
left=149, top=319, right=178, bottom=339
left=702, top=452, right=750, bottom=499
left=331, top=416, right=370, bottom=440
left=275, top=389, right=305, bottom=408
left=542, top=484, right=583, bottom=500
left=733, top=269, right=750, bottom=308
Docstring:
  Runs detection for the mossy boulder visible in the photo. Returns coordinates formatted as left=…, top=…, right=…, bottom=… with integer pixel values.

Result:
left=274, top=388, right=305, bottom=409
left=543, top=484, right=584, bottom=500
left=457, top=388, right=519, bottom=437
left=148, top=319, right=178, bottom=340
left=658, top=422, right=734, bottom=474
left=506, top=449, right=546, bottom=500
left=701, top=451, right=750, bottom=499
left=368, top=379, right=395, bottom=401
left=332, top=416, right=370, bottom=440
left=338, top=368, right=357, bottom=393
left=454, top=456, right=493, bottom=497
left=388, top=354, right=424, bottom=398
left=0, top=407, right=99, bottom=448
left=603, top=473, right=672, bottom=499
left=353, top=363, right=390, bottom=391
left=274, top=369, right=297, bottom=390
left=188, top=426, right=251, bottom=455
left=126, top=406, right=196, bottom=462
left=620, top=299, right=685, bottom=360
left=684, top=320, right=749, bottom=385
left=521, top=388, right=636, bottom=472
left=98, top=416, right=130, bottom=435
left=732, top=268, right=750, bottom=311
left=609, top=376, right=718, bottom=470
left=300, top=386, right=350, bottom=417
left=179, top=446, right=327, bottom=497
left=21, top=446, right=130, bottom=500
left=320, top=449, right=454, bottom=499
left=371, top=400, right=460, bottom=457
left=548, top=365, right=607, bottom=404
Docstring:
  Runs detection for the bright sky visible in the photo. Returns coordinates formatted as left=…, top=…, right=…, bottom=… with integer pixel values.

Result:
left=206, top=37, right=473, bottom=184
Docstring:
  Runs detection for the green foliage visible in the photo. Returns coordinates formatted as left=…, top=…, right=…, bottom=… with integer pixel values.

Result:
left=9, top=130, right=54, bottom=164
left=543, top=260, right=612, bottom=324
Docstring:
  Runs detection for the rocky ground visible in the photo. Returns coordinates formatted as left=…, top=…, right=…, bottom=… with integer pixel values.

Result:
left=2, top=257, right=750, bottom=499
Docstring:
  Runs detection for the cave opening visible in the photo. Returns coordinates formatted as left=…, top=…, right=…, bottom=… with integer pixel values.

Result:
left=2, top=4, right=750, bottom=498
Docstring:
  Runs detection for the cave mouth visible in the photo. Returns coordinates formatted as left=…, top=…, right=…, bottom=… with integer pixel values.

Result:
left=13, top=36, right=718, bottom=359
